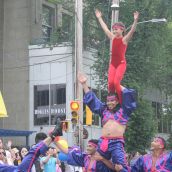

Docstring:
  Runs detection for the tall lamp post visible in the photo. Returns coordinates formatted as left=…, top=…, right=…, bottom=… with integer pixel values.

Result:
left=111, top=0, right=120, bottom=24
left=110, top=0, right=119, bottom=50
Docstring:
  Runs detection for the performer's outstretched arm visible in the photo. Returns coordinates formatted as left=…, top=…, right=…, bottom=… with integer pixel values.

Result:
left=78, top=72, right=105, bottom=116
left=77, top=72, right=90, bottom=94
left=123, top=11, right=139, bottom=44
left=95, top=9, right=114, bottom=40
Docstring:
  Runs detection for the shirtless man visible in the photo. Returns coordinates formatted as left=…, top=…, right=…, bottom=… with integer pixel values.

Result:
left=78, top=73, right=137, bottom=172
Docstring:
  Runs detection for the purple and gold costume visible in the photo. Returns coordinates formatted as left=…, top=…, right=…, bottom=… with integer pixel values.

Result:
left=67, top=147, right=114, bottom=172
left=0, top=141, right=48, bottom=172
left=83, top=88, right=137, bottom=172
left=131, top=152, right=172, bottom=172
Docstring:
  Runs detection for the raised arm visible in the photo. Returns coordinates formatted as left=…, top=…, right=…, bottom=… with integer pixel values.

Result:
left=123, top=11, right=139, bottom=44
left=77, top=73, right=90, bottom=94
left=41, top=154, right=51, bottom=164
left=95, top=9, right=114, bottom=40
left=78, top=72, right=105, bottom=116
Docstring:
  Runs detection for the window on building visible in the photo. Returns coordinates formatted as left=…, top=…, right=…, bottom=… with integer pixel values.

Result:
left=42, top=5, right=55, bottom=41
left=34, top=84, right=66, bottom=126
left=56, top=87, right=66, bottom=104
left=62, top=13, right=72, bottom=33
left=34, top=85, right=49, bottom=108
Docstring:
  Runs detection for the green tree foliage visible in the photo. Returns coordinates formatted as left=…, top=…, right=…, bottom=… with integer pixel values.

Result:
left=167, top=133, right=172, bottom=150
left=125, top=98, right=157, bottom=153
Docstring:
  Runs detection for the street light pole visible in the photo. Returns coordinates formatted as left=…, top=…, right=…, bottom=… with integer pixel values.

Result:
left=110, top=0, right=119, bottom=50
left=75, top=0, right=83, bottom=149
left=111, top=0, right=119, bottom=25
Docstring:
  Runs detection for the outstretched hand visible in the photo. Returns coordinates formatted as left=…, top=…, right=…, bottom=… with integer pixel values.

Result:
left=6, top=140, right=12, bottom=149
left=134, top=11, right=139, bottom=21
left=78, top=72, right=87, bottom=84
left=95, top=9, right=102, bottom=18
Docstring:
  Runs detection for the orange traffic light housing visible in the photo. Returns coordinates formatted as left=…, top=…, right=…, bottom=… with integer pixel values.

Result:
left=70, top=101, right=80, bottom=124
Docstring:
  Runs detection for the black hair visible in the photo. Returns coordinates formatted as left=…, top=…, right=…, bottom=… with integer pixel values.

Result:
left=88, top=139, right=98, bottom=145
left=157, top=136, right=166, bottom=149
left=35, top=132, right=47, bottom=144
left=107, top=92, right=119, bottom=99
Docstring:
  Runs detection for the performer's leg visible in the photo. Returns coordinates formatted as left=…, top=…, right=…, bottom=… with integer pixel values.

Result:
left=97, top=137, right=112, bottom=161
left=108, top=64, right=116, bottom=93
left=113, top=62, right=126, bottom=104
left=109, top=141, right=130, bottom=172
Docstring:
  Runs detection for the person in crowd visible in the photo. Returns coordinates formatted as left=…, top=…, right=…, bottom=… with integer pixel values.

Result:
left=52, top=147, right=62, bottom=172
left=33, top=132, right=48, bottom=172
left=78, top=72, right=137, bottom=172
left=0, top=120, right=63, bottom=172
left=0, top=138, right=13, bottom=165
left=95, top=9, right=139, bottom=105
left=12, top=147, right=21, bottom=166
left=20, top=147, right=29, bottom=161
left=55, top=138, right=115, bottom=172
left=0, top=148, right=7, bottom=164
left=20, top=147, right=37, bottom=172
left=40, top=146, right=59, bottom=172
left=115, top=137, right=172, bottom=171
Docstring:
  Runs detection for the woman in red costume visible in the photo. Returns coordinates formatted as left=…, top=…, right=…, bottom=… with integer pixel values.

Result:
left=95, top=9, right=139, bottom=104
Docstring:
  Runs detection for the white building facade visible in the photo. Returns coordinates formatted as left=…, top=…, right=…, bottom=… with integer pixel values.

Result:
left=29, top=44, right=102, bottom=146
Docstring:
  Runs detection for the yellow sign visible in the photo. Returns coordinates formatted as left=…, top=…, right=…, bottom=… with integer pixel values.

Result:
left=0, top=91, right=8, bottom=117
left=86, top=105, right=92, bottom=125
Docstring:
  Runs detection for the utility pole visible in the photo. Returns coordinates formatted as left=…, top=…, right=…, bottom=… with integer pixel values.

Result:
left=75, top=0, right=83, bottom=149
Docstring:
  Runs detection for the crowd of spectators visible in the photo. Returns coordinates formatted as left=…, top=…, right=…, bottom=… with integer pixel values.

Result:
left=0, top=135, right=83, bottom=172
left=0, top=136, right=148, bottom=172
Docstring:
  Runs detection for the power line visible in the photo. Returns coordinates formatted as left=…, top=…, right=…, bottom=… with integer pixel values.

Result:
left=4, top=54, right=73, bottom=70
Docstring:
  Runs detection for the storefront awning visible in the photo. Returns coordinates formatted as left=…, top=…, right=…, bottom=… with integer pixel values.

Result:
left=0, top=129, right=36, bottom=137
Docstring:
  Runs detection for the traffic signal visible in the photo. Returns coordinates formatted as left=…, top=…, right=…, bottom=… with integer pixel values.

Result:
left=61, top=121, right=69, bottom=132
left=86, top=105, right=92, bottom=125
left=70, top=101, right=80, bottom=124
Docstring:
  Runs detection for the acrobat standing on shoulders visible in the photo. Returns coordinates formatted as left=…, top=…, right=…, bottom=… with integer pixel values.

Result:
left=95, top=9, right=139, bottom=105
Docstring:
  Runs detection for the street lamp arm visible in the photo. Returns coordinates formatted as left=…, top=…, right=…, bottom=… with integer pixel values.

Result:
left=126, top=18, right=167, bottom=31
